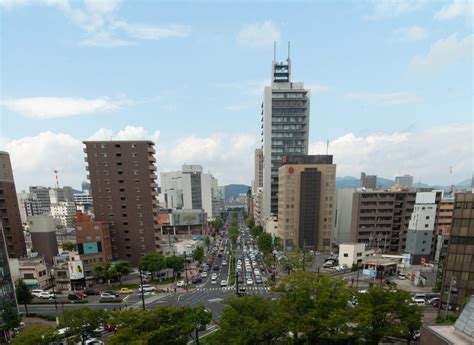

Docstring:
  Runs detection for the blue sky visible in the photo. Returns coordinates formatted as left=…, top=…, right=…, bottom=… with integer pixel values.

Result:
left=0, top=0, right=472, bottom=189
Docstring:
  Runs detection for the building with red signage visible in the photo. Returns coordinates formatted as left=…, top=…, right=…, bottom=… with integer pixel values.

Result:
left=75, top=211, right=112, bottom=280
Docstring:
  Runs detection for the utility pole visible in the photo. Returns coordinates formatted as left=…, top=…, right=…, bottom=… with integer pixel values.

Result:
left=235, top=270, right=239, bottom=296
left=184, top=251, right=189, bottom=292
left=444, top=276, right=457, bottom=321
left=50, top=270, right=58, bottom=316
left=138, top=267, right=146, bottom=311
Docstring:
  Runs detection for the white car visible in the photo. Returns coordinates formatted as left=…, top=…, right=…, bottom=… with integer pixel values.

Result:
left=211, top=273, right=217, bottom=279
left=31, top=289, right=44, bottom=298
left=84, top=339, right=104, bottom=345
left=39, top=291, right=55, bottom=299
left=246, top=279, right=253, bottom=285
left=211, top=278, right=217, bottom=284
left=138, top=284, right=156, bottom=292
left=201, top=271, right=208, bottom=278
left=220, top=280, right=228, bottom=287
left=222, top=260, right=227, bottom=266
left=176, top=280, right=186, bottom=288
left=100, top=292, right=116, bottom=299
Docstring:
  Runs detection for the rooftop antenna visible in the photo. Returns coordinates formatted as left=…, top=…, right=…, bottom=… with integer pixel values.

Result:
left=273, top=41, right=276, bottom=61
left=449, top=166, right=454, bottom=196
left=326, top=140, right=329, bottom=155
left=287, top=41, right=290, bottom=61
left=54, top=170, right=60, bottom=189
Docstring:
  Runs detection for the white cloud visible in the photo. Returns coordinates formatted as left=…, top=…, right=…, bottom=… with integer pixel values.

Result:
left=87, top=126, right=160, bottom=141
left=112, top=21, right=191, bottom=40
left=309, top=124, right=472, bottom=185
left=346, top=91, right=418, bottom=105
left=366, top=0, right=426, bottom=19
left=1, top=96, right=129, bottom=118
left=411, top=33, right=473, bottom=71
left=237, top=21, right=280, bottom=47
left=1, top=131, right=84, bottom=190
left=1, top=0, right=191, bottom=47
left=393, top=26, right=428, bottom=41
left=435, top=0, right=473, bottom=21
left=1, top=124, right=471, bottom=190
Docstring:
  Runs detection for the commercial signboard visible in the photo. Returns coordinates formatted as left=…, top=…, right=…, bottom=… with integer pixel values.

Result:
left=68, top=260, right=84, bottom=280
left=362, top=269, right=375, bottom=276
left=176, top=213, right=201, bottom=226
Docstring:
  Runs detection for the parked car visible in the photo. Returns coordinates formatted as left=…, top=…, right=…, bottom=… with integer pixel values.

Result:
left=103, top=290, right=120, bottom=297
left=411, top=298, right=426, bottom=306
left=39, top=292, right=55, bottom=299
left=31, top=289, right=44, bottom=298
left=68, top=293, right=84, bottom=302
left=100, top=292, right=116, bottom=299
left=119, top=288, right=133, bottom=294
left=428, top=297, right=440, bottom=305
left=176, top=280, right=187, bottom=288
left=104, top=324, right=118, bottom=332
left=398, top=273, right=406, bottom=280
left=84, top=289, right=100, bottom=296
left=138, top=285, right=156, bottom=293
left=192, top=276, right=202, bottom=284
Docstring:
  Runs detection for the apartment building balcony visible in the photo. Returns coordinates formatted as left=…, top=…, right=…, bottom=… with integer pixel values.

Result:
left=148, top=156, right=156, bottom=163
left=150, top=182, right=157, bottom=188
left=148, top=147, right=156, bottom=154
left=149, top=174, right=157, bottom=180
left=83, top=148, right=87, bottom=153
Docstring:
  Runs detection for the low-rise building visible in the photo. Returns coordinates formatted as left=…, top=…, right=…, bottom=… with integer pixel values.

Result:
left=421, top=295, right=474, bottom=345
left=29, top=215, right=59, bottom=264
left=9, top=256, right=49, bottom=289
left=75, top=211, right=112, bottom=281
left=264, top=216, right=279, bottom=238
left=52, top=251, right=84, bottom=290
left=338, top=243, right=374, bottom=268
left=159, top=209, right=207, bottom=256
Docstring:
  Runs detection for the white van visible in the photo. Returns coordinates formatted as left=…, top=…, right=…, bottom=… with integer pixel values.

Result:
left=411, top=298, right=426, bottom=306
left=31, top=289, right=44, bottom=298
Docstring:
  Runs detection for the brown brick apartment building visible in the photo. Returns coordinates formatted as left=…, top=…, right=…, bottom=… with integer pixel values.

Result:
left=83, top=141, right=160, bottom=266
left=0, top=151, right=26, bottom=258
left=75, top=211, right=113, bottom=278
left=277, top=155, right=336, bottom=251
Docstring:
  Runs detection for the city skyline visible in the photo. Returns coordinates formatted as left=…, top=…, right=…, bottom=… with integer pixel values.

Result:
left=0, top=0, right=472, bottom=189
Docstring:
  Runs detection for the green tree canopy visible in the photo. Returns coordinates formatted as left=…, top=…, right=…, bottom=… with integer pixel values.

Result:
left=114, top=260, right=133, bottom=283
left=15, top=280, right=33, bottom=315
left=192, top=246, right=205, bottom=263
left=250, top=225, right=263, bottom=239
left=166, top=255, right=185, bottom=280
left=352, top=283, right=422, bottom=345
left=228, top=226, right=239, bottom=247
left=257, top=233, right=273, bottom=256
left=62, top=307, right=109, bottom=338
left=62, top=241, right=77, bottom=251
left=10, top=324, right=57, bottom=345
left=276, top=271, right=354, bottom=344
left=207, top=295, right=288, bottom=345
left=189, top=305, right=212, bottom=345
left=108, top=306, right=194, bottom=345
left=139, top=253, right=165, bottom=278
left=0, top=303, right=20, bottom=339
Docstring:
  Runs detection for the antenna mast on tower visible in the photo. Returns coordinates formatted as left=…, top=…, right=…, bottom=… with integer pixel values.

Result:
left=54, top=170, right=60, bottom=189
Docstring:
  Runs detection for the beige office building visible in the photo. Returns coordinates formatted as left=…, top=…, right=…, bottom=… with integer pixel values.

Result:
left=277, top=155, right=336, bottom=251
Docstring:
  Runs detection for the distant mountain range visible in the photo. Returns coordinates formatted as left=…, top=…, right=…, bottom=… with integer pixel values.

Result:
left=224, top=178, right=471, bottom=200
left=336, top=176, right=472, bottom=191
left=224, top=184, right=250, bottom=202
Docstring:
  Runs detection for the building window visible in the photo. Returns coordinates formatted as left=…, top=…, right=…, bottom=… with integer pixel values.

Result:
left=343, top=253, right=348, bottom=257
